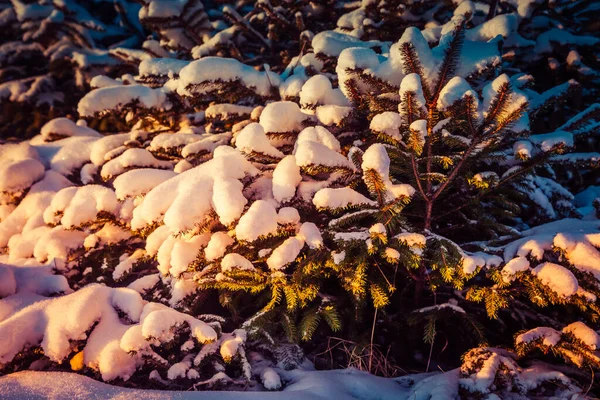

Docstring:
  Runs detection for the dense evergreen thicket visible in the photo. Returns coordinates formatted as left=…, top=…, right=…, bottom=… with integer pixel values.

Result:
left=0, top=0, right=599, bottom=397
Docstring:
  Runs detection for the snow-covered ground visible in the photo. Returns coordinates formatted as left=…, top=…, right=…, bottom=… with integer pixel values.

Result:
left=0, top=368, right=457, bottom=400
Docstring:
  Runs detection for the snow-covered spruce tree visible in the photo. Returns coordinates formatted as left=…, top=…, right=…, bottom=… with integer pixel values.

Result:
left=0, top=279, right=258, bottom=388
left=207, top=20, right=600, bottom=387
left=0, top=0, right=145, bottom=138
left=133, top=0, right=342, bottom=73
left=105, top=19, right=599, bottom=390
left=469, top=0, right=600, bottom=116
left=75, top=55, right=283, bottom=133
left=0, top=143, right=269, bottom=386
left=138, top=0, right=211, bottom=52
left=194, top=1, right=341, bottom=70
left=313, top=20, right=600, bottom=382
left=434, top=0, right=600, bottom=225
left=334, top=0, right=459, bottom=42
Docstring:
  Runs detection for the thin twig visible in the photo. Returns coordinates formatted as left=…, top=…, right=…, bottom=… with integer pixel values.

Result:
left=426, top=330, right=435, bottom=373
left=369, top=308, right=378, bottom=373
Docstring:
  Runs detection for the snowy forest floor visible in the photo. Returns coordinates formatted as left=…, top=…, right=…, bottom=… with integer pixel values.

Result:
left=0, top=368, right=454, bottom=400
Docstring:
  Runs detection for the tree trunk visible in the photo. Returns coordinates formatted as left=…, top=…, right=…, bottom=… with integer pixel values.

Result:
left=424, top=201, right=433, bottom=231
